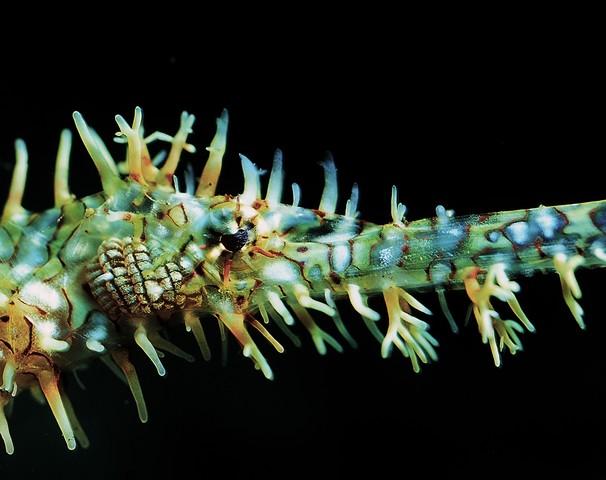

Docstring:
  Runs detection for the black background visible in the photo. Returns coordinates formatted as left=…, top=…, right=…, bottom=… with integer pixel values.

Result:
left=0, top=21, right=604, bottom=479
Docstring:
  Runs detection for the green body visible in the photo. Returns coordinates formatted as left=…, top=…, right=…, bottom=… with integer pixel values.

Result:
left=0, top=108, right=604, bottom=454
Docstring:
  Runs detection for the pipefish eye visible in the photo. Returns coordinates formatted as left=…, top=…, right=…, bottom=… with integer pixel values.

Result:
left=220, top=228, right=249, bottom=252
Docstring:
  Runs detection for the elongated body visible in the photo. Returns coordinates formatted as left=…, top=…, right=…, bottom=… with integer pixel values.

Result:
left=0, top=108, right=604, bottom=454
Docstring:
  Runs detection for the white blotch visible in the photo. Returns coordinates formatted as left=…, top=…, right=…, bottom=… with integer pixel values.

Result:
left=488, top=231, right=501, bottom=243
left=448, top=227, right=462, bottom=237
left=239, top=205, right=259, bottom=222
left=535, top=209, right=557, bottom=239
left=144, top=281, right=164, bottom=302
left=183, top=201, right=209, bottom=224
left=178, top=255, right=194, bottom=273
left=259, top=212, right=283, bottom=233
left=593, top=246, right=606, bottom=262
left=35, top=324, right=69, bottom=351
left=314, top=231, right=357, bottom=243
left=88, top=326, right=107, bottom=341
left=378, top=248, right=396, bottom=266
left=262, top=260, right=298, bottom=283
left=11, top=263, right=33, bottom=281
left=27, top=232, right=48, bottom=248
left=331, top=244, right=351, bottom=272
left=36, top=320, right=58, bottom=337
left=265, top=235, right=285, bottom=251
left=19, top=280, right=63, bottom=312
left=255, top=216, right=271, bottom=236
left=147, top=222, right=172, bottom=241
left=507, top=222, right=530, bottom=244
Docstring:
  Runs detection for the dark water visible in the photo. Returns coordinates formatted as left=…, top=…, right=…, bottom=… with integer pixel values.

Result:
left=1, top=32, right=604, bottom=479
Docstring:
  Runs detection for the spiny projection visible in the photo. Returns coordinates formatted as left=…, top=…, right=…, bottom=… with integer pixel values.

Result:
left=0, top=107, right=605, bottom=454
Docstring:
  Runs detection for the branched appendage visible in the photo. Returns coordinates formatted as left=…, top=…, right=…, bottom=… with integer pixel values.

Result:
left=381, top=286, right=438, bottom=373
left=462, top=264, right=534, bottom=367
left=0, top=286, right=98, bottom=454
left=3, top=106, right=605, bottom=455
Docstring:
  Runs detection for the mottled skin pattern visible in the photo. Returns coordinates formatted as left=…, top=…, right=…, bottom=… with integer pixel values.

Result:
left=0, top=108, right=605, bottom=454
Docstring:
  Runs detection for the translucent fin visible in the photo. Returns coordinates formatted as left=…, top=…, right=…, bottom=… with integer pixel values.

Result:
left=265, top=149, right=284, bottom=205
left=197, top=109, right=228, bottom=197
left=184, top=311, right=211, bottom=361
left=240, top=154, right=263, bottom=205
left=110, top=350, right=148, bottom=423
left=134, top=325, right=166, bottom=376
left=344, top=183, right=359, bottom=218
left=346, top=284, right=381, bottom=320
left=156, top=111, right=196, bottom=187
left=1, top=139, right=28, bottom=223
left=319, top=155, right=338, bottom=214
left=54, top=129, right=74, bottom=207
left=437, top=288, right=459, bottom=334
left=72, top=111, right=122, bottom=194
left=0, top=394, right=14, bottom=455
left=288, top=302, right=343, bottom=355
left=61, top=390, right=90, bottom=449
left=37, top=371, right=76, bottom=450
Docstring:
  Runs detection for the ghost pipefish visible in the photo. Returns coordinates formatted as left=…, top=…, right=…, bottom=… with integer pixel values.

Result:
left=0, top=108, right=604, bottom=454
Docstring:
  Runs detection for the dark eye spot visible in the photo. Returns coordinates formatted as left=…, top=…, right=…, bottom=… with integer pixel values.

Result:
left=220, top=229, right=249, bottom=252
